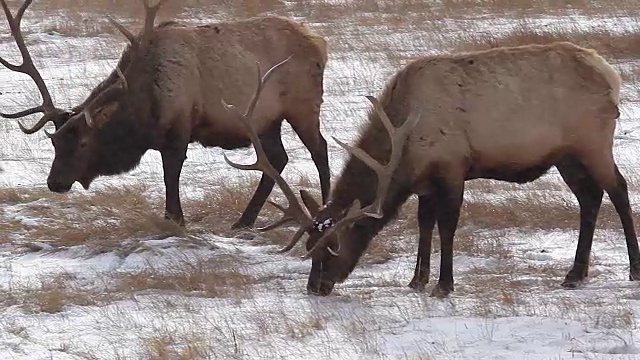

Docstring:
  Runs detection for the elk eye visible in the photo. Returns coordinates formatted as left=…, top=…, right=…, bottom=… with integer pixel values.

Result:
left=79, top=141, right=88, bottom=149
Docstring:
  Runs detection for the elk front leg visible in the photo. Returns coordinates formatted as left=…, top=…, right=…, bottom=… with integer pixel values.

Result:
left=409, top=194, right=437, bottom=291
left=431, top=178, right=464, bottom=298
left=161, top=143, right=188, bottom=226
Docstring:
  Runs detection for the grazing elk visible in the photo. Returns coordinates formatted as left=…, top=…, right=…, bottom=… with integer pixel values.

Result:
left=0, top=0, right=330, bottom=228
left=229, top=42, right=640, bottom=297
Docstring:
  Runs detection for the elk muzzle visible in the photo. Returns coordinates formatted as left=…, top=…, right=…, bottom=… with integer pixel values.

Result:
left=306, top=267, right=335, bottom=296
left=47, top=176, right=73, bottom=193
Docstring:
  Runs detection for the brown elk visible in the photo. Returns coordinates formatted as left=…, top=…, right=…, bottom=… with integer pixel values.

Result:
left=0, top=0, right=330, bottom=228
left=229, top=41, right=640, bottom=297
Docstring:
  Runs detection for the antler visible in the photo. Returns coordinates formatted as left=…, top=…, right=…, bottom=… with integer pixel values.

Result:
left=46, top=0, right=166, bottom=138
left=109, top=0, right=168, bottom=49
left=221, top=56, right=316, bottom=252
left=141, top=0, right=168, bottom=43
left=45, top=66, right=127, bottom=137
left=0, top=0, right=66, bottom=133
left=303, top=97, right=421, bottom=258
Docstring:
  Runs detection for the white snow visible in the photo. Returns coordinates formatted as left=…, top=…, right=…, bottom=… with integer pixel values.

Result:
left=1, top=3, right=640, bottom=359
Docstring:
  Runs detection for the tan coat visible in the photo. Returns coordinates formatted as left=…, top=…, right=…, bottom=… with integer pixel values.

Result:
left=350, top=42, right=621, bottom=195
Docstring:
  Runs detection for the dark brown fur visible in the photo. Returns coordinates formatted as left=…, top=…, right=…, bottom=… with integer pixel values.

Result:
left=40, top=16, right=331, bottom=228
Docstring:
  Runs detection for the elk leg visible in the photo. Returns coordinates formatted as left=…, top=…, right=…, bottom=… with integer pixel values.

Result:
left=606, top=166, right=640, bottom=280
left=409, top=194, right=437, bottom=291
left=310, top=135, right=330, bottom=204
left=581, top=149, right=640, bottom=282
left=557, top=157, right=603, bottom=288
left=161, top=143, right=188, bottom=226
left=287, top=111, right=331, bottom=204
left=431, top=179, right=464, bottom=298
left=232, top=123, right=288, bottom=229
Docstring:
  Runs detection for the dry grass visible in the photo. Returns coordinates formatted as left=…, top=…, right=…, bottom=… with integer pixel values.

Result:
left=452, top=21, right=640, bottom=60
left=288, top=0, right=640, bottom=23
left=115, top=254, right=254, bottom=298
left=462, top=196, right=621, bottom=231
left=0, top=175, right=309, bottom=256
left=0, top=273, right=110, bottom=314
left=0, top=186, right=62, bottom=205
left=187, top=175, right=260, bottom=229
left=142, top=333, right=214, bottom=360
left=16, top=185, right=184, bottom=253
left=247, top=305, right=325, bottom=340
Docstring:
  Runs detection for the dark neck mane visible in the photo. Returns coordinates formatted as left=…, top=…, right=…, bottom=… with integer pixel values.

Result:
left=328, top=69, right=413, bottom=247
left=94, top=116, right=150, bottom=176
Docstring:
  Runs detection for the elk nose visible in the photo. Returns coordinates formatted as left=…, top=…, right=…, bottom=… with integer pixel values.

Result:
left=47, top=178, right=72, bottom=193
left=306, top=280, right=335, bottom=296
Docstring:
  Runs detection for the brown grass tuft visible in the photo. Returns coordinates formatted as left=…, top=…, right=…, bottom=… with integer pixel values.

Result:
left=0, top=273, right=107, bottom=314
left=186, top=175, right=260, bottom=230
left=116, top=254, right=254, bottom=298
left=452, top=21, right=640, bottom=60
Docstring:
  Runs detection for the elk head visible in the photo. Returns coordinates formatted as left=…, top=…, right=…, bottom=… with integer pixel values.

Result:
left=224, top=71, right=419, bottom=295
left=0, top=0, right=167, bottom=192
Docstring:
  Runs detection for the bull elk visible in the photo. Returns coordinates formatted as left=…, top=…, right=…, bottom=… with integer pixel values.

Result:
left=230, top=41, right=640, bottom=297
left=0, top=0, right=330, bottom=228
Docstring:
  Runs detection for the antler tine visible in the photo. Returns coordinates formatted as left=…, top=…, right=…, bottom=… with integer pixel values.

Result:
left=242, top=55, right=293, bottom=119
left=107, top=0, right=167, bottom=47
left=277, top=226, right=309, bottom=253
left=141, top=0, right=169, bottom=43
left=107, top=17, right=136, bottom=45
left=303, top=100, right=421, bottom=258
left=12, top=0, right=33, bottom=25
left=0, top=105, right=43, bottom=119
left=255, top=200, right=296, bottom=231
left=45, top=83, right=126, bottom=138
left=0, top=0, right=63, bottom=134
left=222, top=57, right=311, bottom=230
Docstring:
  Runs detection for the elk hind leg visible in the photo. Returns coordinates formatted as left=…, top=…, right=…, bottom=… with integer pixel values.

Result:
left=556, top=157, right=603, bottom=288
left=607, top=166, right=640, bottom=280
left=409, top=194, right=437, bottom=291
left=580, top=151, right=640, bottom=281
left=233, top=122, right=288, bottom=229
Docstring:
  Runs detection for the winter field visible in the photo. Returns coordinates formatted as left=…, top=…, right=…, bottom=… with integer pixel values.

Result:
left=2, top=0, right=640, bottom=358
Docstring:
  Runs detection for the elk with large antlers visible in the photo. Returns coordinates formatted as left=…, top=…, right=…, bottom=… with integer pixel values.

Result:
left=230, top=42, right=640, bottom=297
left=0, top=0, right=330, bottom=228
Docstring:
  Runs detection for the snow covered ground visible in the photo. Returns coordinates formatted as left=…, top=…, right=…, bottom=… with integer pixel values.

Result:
left=1, top=1, right=640, bottom=359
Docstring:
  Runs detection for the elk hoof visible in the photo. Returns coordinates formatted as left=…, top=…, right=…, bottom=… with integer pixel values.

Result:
left=408, top=276, right=429, bottom=292
left=562, top=265, right=588, bottom=288
left=164, top=212, right=186, bottom=227
left=231, top=218, right=253, bottom=230
left=430, top=283, right=453, bottom=298
left=307, top=280, right=334, bottom=296
left=560, top=278, right=583, bottom=289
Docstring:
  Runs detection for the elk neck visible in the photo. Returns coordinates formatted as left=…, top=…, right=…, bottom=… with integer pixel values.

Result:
left=91, top=104, right=154, bottom=177
left=327, top=81, right=413, bottom=258
left=91, top=48, right=159, bottom=177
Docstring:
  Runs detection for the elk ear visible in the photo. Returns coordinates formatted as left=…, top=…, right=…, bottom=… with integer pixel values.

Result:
left=88, top=103, right=119, bottom=128
left=300, top=189, right=321, bottom=216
